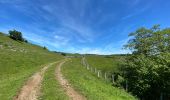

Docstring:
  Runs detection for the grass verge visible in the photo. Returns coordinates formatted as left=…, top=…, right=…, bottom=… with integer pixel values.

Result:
left=62, top=58, right=136, bottom=100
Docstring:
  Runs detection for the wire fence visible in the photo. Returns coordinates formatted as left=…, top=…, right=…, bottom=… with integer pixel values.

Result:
left=81, top=57, right=170, bottom=100
left=81, top=57, right=128, bottom=90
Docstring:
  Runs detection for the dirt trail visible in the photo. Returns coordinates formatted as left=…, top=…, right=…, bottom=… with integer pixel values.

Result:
left=56, top=60, right=86, bottom=100
left=14, top=62, right=56, bottom=100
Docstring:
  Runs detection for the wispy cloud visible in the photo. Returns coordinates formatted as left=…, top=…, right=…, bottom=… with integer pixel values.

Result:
left=24, top=32, right=69, bottom=49
left=130, top=0, right=141, bottom=6
left=1, top=0, right=162, bottom=54
left=63, top=37, right=131, bottom=55
left=42, top=3, right=96, bottom=43
left=122, top=5, right=150, bottom=20
left=54, top=35, right=69, bottom=45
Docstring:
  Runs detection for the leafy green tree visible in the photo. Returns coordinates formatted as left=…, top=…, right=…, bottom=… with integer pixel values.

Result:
left=43, top=46, right=47, bottom=50
left=125, top=25, right=170, bottom=55
left=24, top=40, right=28, bottom=43
left=61, top=53, right=66, bottom=56
left=9, top=30, right=24, bottom=42
left=123, top=25, right=170, bottom=100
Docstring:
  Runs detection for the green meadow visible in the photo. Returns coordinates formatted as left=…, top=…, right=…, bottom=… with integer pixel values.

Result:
left=0, top=33, right=136, bottom=100
left=62, top=58, right=136, bottom=100
left=85, top=55, right=124, bottom=73
left=0, top=33, right=63, bottom=99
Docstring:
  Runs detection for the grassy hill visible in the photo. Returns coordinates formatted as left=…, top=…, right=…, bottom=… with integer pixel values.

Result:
left=85, top=55, right=124, bottom=73
left=84, top=54, right=126, bottom=81
left=0, top=33, right=63, bottom=100
left=62, top=58, right=136, bottom=100
left=0, top=33, right=136, bottom=100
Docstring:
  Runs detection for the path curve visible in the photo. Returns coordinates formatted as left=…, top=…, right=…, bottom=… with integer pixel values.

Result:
left=14, top=62, right=56, bottom=100
left=56, top=60, right=86, bottom=100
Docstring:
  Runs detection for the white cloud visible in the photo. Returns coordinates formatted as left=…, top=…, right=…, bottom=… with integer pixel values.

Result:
left=25, top=33, right=69, bottom=48
left=122, top=5, right=150, bottom=20
left=0, top=25, right=131, bottom=54
left=42, top=3, right=96, bottom=43
left=0, top=0, right=136, bottom=55
left=54, top=35, right=69, bottom=45
left=61, top=37, right=131, bottom=55
left=66, top=47, right=130, bottom=55
left=54, top=35, right=66, bottom=40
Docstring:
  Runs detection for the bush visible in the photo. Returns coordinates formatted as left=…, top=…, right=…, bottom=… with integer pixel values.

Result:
left=43, top=46, right=47, bottom=50
left=61, top=53, right=66, bottom=56
left=9, top=30, right=24, bottom=42
left=122, top=25, right=170, bottom=100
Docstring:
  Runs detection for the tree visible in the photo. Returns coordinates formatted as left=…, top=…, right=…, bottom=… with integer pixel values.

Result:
left=9, top=30, right=24, bottom=42
left=61, top=53, right=66, bottom=56
left=124, top=25, right=170, bottom=55
left=122, top=25, right=170, bottom=100
left=43, top=46, right=47, bottom=50
left=24, top=40, right=28, bottom=43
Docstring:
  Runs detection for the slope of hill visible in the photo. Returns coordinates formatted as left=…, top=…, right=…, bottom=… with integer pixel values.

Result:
left=62, top=58, right=136, bottom=100
left=0, top=33, right=63, bottom=99
left=85, top=55, right=122, bottom=73
left=0, top=33, right=136, bottom=100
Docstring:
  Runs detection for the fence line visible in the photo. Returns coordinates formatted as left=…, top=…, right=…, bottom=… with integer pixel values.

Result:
left=81, top=57, right=113, bottom=81
left=82, top=57, right=108, bottom=79
left=81, top=57, right=129, bottom=91
left=81, top=57, right=170, bottom=100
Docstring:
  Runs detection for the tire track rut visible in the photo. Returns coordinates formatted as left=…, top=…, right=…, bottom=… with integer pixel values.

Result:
left=14, top=62, right=56, bottom=100
left=55, top=60, right=86, bottom=100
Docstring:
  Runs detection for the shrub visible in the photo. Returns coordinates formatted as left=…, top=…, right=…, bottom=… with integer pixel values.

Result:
left=61, top=53, right=66, bottom=56
left=24, top=40, right=28, bottom=43
left=43, top=46, right=47, bottom=50
left=9, top=30, right=24, bottom=42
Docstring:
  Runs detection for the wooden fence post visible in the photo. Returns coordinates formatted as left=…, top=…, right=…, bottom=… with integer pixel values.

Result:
left=82, top=58, right=85, bottom=66
left=91, top=67, right=93, bottom=72
left=105, top=72, right=107, bottom=80
left=98, top=70, right=100, bottom=77
left=160, top=92, right=163, bottom=100
left=95, top=68, right=97, bottom=73
left=85, top=63, right=87, bottom=67
left=126, top=80, right=128, bottom=91
left=112, top=74, right=114, bottom=83
left=87, top=64, right=89, bottom=70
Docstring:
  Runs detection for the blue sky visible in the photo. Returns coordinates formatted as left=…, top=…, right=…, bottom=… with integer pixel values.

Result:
left=0, top=0, right=170, bottom=54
